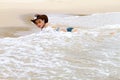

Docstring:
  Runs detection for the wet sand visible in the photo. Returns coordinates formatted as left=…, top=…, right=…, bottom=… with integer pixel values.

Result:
left=0, top=27, right=32, bottom=38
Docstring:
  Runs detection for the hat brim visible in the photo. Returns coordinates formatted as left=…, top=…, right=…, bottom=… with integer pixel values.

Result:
left=31, top=19, right=37, bottom=24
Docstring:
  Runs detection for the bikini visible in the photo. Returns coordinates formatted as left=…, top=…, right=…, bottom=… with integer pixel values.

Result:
left=66, top=27, right=74, bottom=32
left=56, top=27, right=74, bottom=32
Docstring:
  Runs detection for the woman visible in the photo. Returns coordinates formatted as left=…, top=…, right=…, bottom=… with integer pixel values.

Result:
left=31, top=14, right=77, bottom=32
left=31, top=14, right=48, bottom=29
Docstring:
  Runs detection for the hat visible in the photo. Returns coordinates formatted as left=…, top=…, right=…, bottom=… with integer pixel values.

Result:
left=31, top=14, right=40, bottom=24
left=31, top=14, right=48, bottom=24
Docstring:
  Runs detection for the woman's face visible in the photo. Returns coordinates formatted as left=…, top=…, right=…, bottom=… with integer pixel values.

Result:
left=35, top=19, right=45, bottom=28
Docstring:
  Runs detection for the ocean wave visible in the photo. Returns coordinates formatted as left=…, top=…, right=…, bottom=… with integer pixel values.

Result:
left=0, top=24, right=120, bottom=79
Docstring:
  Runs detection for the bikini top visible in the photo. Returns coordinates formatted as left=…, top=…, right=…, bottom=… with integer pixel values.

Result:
left=55, top=27, right=73, bottom=32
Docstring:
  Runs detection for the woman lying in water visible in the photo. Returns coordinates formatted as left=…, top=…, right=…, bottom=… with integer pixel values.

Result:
left=31, top=14, right=77, bottom=32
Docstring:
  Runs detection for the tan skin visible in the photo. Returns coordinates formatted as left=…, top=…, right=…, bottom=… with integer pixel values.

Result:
left=34, top=19, right=47, bottom=29
left=34, top=19, right=78, bottom=32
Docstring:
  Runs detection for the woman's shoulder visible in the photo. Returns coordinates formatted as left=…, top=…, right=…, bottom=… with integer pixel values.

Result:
left=48, top=24, right=60, bottom=30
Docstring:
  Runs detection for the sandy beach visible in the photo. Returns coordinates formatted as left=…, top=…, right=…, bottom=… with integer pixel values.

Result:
left=0, top=0, right=120, bottom=37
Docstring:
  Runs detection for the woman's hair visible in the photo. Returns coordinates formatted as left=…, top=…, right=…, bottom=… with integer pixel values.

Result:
left=31, top=14, right=48, bottom=24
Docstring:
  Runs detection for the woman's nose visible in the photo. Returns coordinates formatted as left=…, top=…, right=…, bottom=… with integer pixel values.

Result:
left=37, top=23, right=41, bottom=26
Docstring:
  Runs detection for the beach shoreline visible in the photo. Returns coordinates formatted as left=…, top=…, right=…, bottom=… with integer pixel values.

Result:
left=0, top=0, right=120, bottom=37
left=0, top=10, right=120, bottom=38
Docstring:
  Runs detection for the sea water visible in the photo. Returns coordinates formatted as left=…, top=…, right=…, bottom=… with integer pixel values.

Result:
left=0, top=12, right=120, bottom=80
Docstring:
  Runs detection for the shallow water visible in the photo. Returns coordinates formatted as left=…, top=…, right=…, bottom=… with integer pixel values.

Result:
left=0, top=13, right=120, bottom=80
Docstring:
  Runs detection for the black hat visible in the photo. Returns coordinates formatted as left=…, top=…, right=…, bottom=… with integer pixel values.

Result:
left=31, top=14, right=48, bottom=24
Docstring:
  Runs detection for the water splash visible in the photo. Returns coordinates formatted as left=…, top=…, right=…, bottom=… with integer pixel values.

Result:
left=0, top=24, right=120, bottom=80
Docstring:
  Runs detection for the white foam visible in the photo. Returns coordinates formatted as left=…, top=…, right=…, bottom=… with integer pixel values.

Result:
left=49, top=12, right=120, bottom=28
left=0, top=13, right=120, bottom=80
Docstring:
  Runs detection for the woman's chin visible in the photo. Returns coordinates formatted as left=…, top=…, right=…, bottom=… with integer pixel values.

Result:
left=37, top=26, right=42, bottom=28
